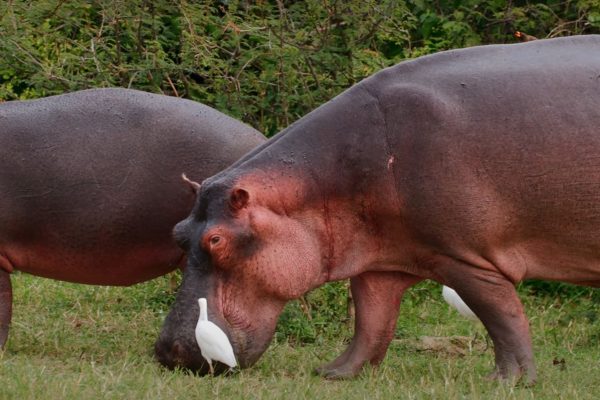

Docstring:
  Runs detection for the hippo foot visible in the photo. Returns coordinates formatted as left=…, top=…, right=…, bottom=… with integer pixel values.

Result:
left=314, top=359, right=364, bottom=380
left=0, top=270, right=12, bottom=350
left=485, top=365, right=536, bottom=387
left=0, top=324, right=8, bottom=350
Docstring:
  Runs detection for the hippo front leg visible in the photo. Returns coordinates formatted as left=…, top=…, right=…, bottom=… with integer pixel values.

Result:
left=315, top=271, right=422, bottom=379
left=0, top=269, right=12, bottom=349
left=438, top=258, right=535, bottom=384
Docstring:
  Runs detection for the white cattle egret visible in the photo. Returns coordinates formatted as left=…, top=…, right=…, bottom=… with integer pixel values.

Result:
left=442, top=285, right=479, bottom=321
left=195, top=298, right=237, bottom=374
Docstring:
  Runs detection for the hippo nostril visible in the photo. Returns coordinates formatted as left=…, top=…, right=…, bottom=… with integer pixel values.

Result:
left=155, top=338, right=210, bottom=374
left=170, top=340, right=186, bottom=362
left=154, top=338, right=186, bottom=369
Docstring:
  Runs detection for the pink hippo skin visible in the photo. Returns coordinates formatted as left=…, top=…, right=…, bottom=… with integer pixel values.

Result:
left=0, top=88, right=265, bottom=348
left=155, top=36, right=600, bottom=383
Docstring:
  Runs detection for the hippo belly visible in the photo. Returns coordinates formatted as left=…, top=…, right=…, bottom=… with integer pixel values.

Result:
left=0, top=88, right=265, bottom=345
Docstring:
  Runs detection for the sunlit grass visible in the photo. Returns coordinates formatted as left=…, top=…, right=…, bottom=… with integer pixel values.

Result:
left=0, top=272, right=598, bottom=399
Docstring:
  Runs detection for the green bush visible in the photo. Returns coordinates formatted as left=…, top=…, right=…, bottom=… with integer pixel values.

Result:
left=1, top=1, right=598, bottom=135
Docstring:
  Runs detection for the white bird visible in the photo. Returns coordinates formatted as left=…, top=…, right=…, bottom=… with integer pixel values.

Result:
left=442, top=285, right=479, bottom=321
left=195, top=298, right=237, bottom=374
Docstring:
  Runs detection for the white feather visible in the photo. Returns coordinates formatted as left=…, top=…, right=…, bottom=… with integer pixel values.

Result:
left=442, top=285, right=479, bottom=321
left=195, top=298, right=237, bottom=373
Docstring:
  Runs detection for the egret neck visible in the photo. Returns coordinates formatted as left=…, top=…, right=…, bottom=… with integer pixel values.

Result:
left=198, top=298, right=208, bottom=321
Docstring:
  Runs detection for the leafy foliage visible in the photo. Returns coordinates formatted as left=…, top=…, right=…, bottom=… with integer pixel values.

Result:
left=1, top=1, right=598, bottom=135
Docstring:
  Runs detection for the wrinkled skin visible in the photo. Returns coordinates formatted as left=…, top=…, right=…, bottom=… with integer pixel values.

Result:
left=0, top=88, right=264, bottom=348
left=156, top=36, right=600, bottom=383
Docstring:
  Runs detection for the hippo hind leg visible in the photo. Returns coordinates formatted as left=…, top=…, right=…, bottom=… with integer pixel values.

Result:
left=436, top=257, right=536, bottom=385
left=0, top=254, right=13, bottom=349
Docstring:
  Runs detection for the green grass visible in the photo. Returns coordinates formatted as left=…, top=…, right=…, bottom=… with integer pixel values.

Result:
left=0, top=273, right=598, bottom=399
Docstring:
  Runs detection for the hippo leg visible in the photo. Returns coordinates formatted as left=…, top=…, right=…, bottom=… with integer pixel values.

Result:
left=315, top=271, right=422, bottom=379
left=438, top=258, right=535, bottom=384
left=0, top=269, right=12, bottom=349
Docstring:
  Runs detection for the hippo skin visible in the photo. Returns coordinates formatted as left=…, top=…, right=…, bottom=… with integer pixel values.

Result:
left=155, top=36, right=600, bottom=383
left=0, top=88, right=265, bottom=348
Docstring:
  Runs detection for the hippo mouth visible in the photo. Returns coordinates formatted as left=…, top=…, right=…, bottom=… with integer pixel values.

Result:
left=154, top=337, right=235, bottom=375
left=154, top=316, right=258, bottom=375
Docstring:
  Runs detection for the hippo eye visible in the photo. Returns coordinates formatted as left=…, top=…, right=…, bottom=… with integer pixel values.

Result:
left=202, top=233, right=225, bottom=254
left=209, top=235, right=221, bottom=246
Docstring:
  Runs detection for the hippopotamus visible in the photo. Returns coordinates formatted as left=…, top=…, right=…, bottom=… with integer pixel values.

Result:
left=155, top=35, right=600, bottom=383
left=0, top=88, right=265, bottom=348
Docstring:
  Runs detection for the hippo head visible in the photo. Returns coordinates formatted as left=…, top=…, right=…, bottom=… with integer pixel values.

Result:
left=155, top=171, right=328, bottom=373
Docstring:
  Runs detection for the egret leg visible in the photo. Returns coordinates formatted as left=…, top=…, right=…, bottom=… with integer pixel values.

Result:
left=208, top=359, right=214, bottom=375
left=315, top=271, right=422, bottom=379
left=0, top=268, right=12, bottom=349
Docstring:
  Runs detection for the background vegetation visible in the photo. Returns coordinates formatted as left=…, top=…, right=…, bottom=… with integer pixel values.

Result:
left=1, top=0, right=599, bottom=135
left=1, top=1, right=599, bottom=397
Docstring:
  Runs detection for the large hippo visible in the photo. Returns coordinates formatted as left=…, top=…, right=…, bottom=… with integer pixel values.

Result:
left=0, top=88, right=264, bottom=348
left=155, top=36, right=600, bottom=383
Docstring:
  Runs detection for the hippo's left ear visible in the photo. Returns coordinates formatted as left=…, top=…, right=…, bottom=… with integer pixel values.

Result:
left=229, top=187, right=249, bottom=211
left=181, top=173, right=201, bottom=194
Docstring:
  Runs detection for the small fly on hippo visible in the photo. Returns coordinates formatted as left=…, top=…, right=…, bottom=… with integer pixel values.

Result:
left=155, top=36, right=600, bottom=384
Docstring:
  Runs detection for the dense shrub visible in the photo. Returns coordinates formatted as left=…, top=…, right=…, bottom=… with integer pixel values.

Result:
left=1, top=1, right=598, bottom=135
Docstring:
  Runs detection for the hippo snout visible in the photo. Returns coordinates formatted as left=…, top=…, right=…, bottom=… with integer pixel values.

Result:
left=154, top=337, right=206, bottom=373
left=154, top=336, right=233, bottom=376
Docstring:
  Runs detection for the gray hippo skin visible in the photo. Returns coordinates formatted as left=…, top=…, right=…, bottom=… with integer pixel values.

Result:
left=155, top=36, right=600, bottom=383
left=0, top=88, right=265, bottom=348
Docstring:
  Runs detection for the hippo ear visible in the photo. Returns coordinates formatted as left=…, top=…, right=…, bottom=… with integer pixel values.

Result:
left=181, top=173, right=201, bottom=194
left=229, top=187, right=249, bottom=211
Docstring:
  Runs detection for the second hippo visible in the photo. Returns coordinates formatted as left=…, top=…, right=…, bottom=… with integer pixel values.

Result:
left=0, top=88, right=265, bottom=348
